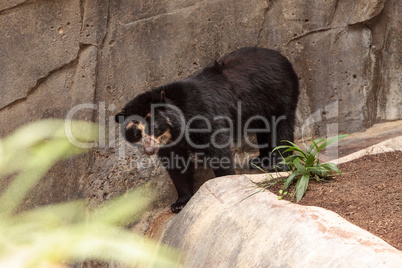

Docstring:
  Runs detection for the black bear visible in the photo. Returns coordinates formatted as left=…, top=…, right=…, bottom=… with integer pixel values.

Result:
left=115, top=47, right=299, bottom=213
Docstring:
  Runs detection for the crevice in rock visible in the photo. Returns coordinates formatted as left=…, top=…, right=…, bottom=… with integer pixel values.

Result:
left=100, top=0, right=111, bottom=50
left=0, top=59, right=77, bottom=113
left=26, top=58, right=78, bottom=99
left=204, top=183, right=224, bottom=204
left=361, top=24, right=378, bottom=128
left=346, top=1, right=386, bottom=27
left=91, top=0, right=111, bottom=121
left=0, top=44, right=95, bottom=113
left=78, top=42, right=96, bottom=53
left=70, top=43, right=97, bottom=100
left=122, top=0, right=211, bottom=27
left=256, top=0, right=271, bottom=45
left=285, top=26, right=342, bottom=45
left=0, top=0, right=32, bottom=15
left=79, top=0, right=85, bottom=32
left=329, top=0, right=339, bottom=26
left=370, top=11, right=390, bottom=122
left=71, top=43, right=98, bottom=94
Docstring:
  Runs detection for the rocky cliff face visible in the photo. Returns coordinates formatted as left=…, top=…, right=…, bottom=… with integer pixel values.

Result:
left=0, top=0, right=400, bottom=209
left=259, top=0, right=401, bottom=137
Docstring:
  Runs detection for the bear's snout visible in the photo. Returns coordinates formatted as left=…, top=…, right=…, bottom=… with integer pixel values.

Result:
left=143, top=137, right=159, bottom=155
left=144, top=146, right=158, bottom=155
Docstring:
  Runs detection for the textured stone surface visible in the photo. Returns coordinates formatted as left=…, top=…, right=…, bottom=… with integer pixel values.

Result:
left=0, top=0, right=401, bottom=217
left=162, top=175, right=402, bottom=267
left=0, top=0, right=81, bottom=110
left=372, top=0, right=402, bottom=120
left=0, top=0, right=98, bottom=207
left=259, top=0, right=401, bottom=137
left=96, top=0, right=267, bottom=106
left=332, top=135, right=402, bottom=165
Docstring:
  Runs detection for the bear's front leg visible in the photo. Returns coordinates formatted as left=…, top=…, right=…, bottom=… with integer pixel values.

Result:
left=210, top=148, right=235, bottom=177
left=158, top=147, right=194, bottom=213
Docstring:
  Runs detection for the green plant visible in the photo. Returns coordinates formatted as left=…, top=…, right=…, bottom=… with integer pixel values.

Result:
left=259, top=134, right=349, bottom=202
left=0, top=120, right=178, bottom=267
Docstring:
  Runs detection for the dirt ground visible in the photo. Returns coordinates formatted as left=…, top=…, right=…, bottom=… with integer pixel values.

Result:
left=266, top=151, right=402, bottom=250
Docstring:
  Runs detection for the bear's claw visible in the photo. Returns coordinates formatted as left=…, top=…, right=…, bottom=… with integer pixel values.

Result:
left=171, top=202, right=186, bottom=213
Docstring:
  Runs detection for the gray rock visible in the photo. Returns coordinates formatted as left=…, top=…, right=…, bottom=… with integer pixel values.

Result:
left=259, top=0, right=401, bottom=137
left=0, top=0, right=98, bottom=209
left=0, top=0, right=81, bottom=110
left=162, top=175, right=402, bottom=267
left=0, top=0, right=28, bottom=12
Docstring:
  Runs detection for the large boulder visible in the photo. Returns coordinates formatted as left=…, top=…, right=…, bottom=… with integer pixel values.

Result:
left=162, top=175, right=402, bottom=267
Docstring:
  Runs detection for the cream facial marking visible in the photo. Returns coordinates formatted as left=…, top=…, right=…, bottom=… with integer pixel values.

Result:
left=125, top=121, right=147, bottom=145
left=141, top=129, right=172, bottom=147
left=156, top=129, right=172, bottom=145
left=141, top=129, right=172, bottom=155
left=126, top=120, right=146, bottom=132
left=125, top=121, right=136, bottom=130
left=125, top=119, right=171, bottom=154
left=165, top=116, right=172, bottom=127
left=136, top=121, right=146, bottom=131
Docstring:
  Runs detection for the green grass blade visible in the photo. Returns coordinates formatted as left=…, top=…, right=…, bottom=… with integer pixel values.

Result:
left=313, top=137, right=327, bottom=144
left=307, top=138, right=325, bottom=153
left=296, top=174, right=310, bottom=202
left=89, top=186, right=154, bottom=226
left=14, top=200, right=86, bottom=228
left=282, top=141, right=307, bottom=158
left=273, top=140, right=306, bottom=157
left=317, top=134, right=349, bottom=153
left=305, top=153, right=316, bottom=167
left=283, top=172, right=299, bottom=190
left=250, top=163, right=267, bottom=173
left=0, top=139, right=73, bottom=216
left=272, top=145, right=292, bottom=152
left=293, top=158, right=308, bottom=175
left=282, top=147, right=300, bottom=153
left=321, top=163, right=342, bottom=175
left=284, top=155, right=303, bottom=162
left=307, top=166, right=327, bottom=178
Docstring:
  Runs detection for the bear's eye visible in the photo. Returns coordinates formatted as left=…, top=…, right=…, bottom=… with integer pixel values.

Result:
left=159, top=135, right=169, bottom=144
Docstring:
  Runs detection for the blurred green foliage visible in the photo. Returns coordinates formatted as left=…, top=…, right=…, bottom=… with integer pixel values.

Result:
left=0, top=120, right=178, bottom=267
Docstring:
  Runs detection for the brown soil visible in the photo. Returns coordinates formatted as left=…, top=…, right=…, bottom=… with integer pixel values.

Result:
left=266, top=151, right=402, bottom=250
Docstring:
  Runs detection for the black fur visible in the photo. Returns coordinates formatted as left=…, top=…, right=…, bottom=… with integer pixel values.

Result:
left=116, top=47, right=299, bottom=213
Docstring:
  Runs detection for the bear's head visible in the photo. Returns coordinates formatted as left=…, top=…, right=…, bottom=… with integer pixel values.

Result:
left=115, top=90, right=177, bottom=155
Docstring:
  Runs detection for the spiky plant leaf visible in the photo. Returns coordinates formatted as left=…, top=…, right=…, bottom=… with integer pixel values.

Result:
left=307, top=137, right=326, bottom=153
left=296, top=175, right=310, bottom=202
left=321, top=162, right=342, bottom=175
left=293, top=158, right=309, bottom=175
left=317, top=134, right=349, bottom=153
left=283, top=172, right=299, bottom=190
left=305, top=153, right=317, bottom=167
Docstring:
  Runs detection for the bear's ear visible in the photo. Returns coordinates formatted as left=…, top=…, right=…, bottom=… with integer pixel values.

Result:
left=160, top=90, right=165, bottom=102
left=212, top=60, right=224, bottom=73
left=115, top=112, right=126, bottom=124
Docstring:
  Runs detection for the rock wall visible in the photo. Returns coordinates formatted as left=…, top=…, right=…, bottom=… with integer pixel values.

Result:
left=260, top=0, right=401, bottom=137
left=0, top=0, right=400, bottom=207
